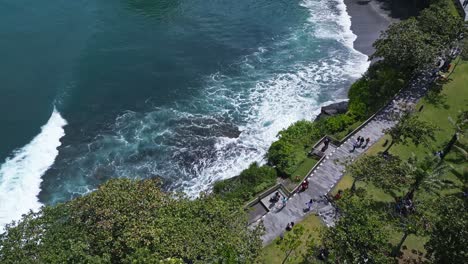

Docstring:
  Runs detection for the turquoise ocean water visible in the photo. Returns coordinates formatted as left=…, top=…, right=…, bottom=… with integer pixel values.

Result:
left=0, top=0, right=368, bottom=229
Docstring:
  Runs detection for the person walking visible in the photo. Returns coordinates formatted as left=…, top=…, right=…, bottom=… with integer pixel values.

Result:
left=359, top=137, right=365, bottom=147
left=362, top=137, right=370, bottom=148
left=351, top=137, right=360, bottom=152
left=305, top=199, right=314, bottom=211
left=463, top=0, right=468, bottom=8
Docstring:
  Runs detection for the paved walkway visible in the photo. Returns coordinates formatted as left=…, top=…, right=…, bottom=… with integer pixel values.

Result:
left=255, top=72, right=436, bottom=245
left=458, top=0, right=468, bottom=21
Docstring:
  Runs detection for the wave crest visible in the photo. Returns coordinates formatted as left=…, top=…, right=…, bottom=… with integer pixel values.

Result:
left=0, top=109, right=67, bottom=232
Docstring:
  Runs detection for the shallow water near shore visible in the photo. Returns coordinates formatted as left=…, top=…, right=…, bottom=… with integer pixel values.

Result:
left=0, top=0, right=368, bottom=230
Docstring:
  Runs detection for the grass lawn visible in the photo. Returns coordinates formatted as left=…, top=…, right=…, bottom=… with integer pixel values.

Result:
left=292, top=157, right=319, bottom=181
left=280, top=157, right=319, bottom=192
left=258, top=214, right=324, bottom=264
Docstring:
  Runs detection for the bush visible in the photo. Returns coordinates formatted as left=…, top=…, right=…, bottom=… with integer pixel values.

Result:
left=213, top=163, right=277, bottom=201
left=348, top=63, right=407, bottom=119
left=266, top=120, right=322, bottom=176
left=323, top=114, right=355, bottom=134
left=348, top=79, right=371, bottom=118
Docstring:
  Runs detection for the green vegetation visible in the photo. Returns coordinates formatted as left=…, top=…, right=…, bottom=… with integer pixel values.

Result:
left=383, top=112, right=437, bottom=153
left=0, top=1, right=465, bottom=263
left=327, top=59, right=467, bottom=262
left=322, top=195, right=394, bottom=263
left=213, top=162, right=277, bottom=201
left=0, top=179, right=263, bottom=263
left=425, top=195, right=468, bottom=262
left=348, top=65, right=408, bottom=118
left=372, top=0, right=464, bottom=72
left=290, top=157, right=318, bottom=180
left=258, top=214, right=323, bottom=264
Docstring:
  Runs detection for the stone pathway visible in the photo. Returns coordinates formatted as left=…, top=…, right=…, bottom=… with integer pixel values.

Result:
left=255, top=72, right=436, bottom=245
left=458, top=0, right=468, bottom=21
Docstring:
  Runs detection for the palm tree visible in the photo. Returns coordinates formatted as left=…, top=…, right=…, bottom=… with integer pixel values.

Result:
left=444, top=110, right=468, bottom=159
left=403, top=156, right=449, bottom=200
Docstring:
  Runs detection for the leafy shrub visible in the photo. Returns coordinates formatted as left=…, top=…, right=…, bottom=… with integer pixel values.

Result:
left=348, top=63, right=407, bottom=119
left=323, top=114, right=355, bottom=134
left=348, top=79, right=371, bottom=118
left=213, top=162, right=277, bottom=201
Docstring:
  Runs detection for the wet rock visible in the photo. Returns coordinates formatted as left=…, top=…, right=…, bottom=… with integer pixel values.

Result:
left=315, top=101, right=348, bottom=120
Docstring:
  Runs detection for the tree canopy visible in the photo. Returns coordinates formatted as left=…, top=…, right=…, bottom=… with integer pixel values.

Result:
left=345, top=155, right=409, bottom=193
left=425, top=195, right=468, bottom=263
left=321, top=196, right=393, bottom=263
left=0, top=179, right=263, bottom=263
left=383, top=112, right=436, bottom=152
left=372, top=1, right=463, bottom=71
left=372, top=18, right=437, bottom=71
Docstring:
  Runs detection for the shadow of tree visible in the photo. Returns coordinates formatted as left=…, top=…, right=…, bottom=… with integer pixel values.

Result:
left=424, top=84, right=449, bottom=109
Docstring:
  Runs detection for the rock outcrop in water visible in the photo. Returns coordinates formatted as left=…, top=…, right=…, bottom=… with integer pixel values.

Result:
left=315, top=101, right=349, bottom=121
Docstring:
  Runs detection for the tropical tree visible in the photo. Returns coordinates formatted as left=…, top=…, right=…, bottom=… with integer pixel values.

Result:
left=372, top=18, right=437, bottom=71
left=391, top=211, right=429, bottom=257
left=0, top=179, right=263, bottom=263
left=383, top=112, right=436, bottom=153
left=343, top=155, right=408, bottom=193
left=276, top=225, right=306, bottom=264
left=322, top=196, right=393, bottom=263
left=403, top=156, right=449, bottom=200
left=445, top=110, right=468, bottom=158
left=418, top=3, right=464, bottom=48
left=425, top=196, right=468, bottom=263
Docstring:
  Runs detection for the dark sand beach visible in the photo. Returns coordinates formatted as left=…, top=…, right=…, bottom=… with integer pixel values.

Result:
left=344, top=0, right=398, bottom=56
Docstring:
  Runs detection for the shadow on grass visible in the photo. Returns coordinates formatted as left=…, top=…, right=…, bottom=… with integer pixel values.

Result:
left=424, top=84, right=449, bottom=109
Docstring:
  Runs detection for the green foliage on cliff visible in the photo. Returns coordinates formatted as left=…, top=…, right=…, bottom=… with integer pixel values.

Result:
left=418, top=3, right=464, bottom=47
left=213, top=162, right=277, bottom=200
left=348, top=63, right=407, bottom=118
left=0, top=179, right=263, bottom=264
left=266, top=116, right=357, bottom=176
left=267, top=63, right=409, bottom=177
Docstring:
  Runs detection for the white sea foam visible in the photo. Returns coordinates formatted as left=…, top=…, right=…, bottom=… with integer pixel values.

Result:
left=0, top=109, right=67, bottom=232
left=182, top=0, right=371, bottom=196
left=38, top=0, right=372, bottom=200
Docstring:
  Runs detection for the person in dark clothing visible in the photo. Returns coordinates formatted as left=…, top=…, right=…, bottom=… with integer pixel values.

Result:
left=270, top=191, right=281, bottom=203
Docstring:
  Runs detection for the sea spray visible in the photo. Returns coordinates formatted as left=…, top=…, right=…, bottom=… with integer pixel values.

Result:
left=22, top=0, right=372, bottom=203
left=0, top=109, right=67, bottom=232
left=181, top=0, right=371, bottom=195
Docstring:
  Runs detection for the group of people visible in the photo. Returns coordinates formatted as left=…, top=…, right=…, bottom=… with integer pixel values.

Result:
left=351, top=136, right=370, bottom=152
left=270, top=191, right=288, bottom=209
